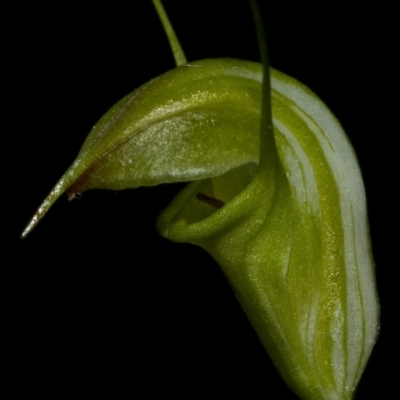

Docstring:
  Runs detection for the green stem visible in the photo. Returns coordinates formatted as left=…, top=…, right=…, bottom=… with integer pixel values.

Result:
left=152, top=0, right=187, bottom=66
left=249, top=0, right=278, bottom=171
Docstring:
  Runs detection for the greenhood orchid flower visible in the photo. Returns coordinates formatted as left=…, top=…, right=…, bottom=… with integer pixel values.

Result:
left=22, top=1, right=379, bottom=399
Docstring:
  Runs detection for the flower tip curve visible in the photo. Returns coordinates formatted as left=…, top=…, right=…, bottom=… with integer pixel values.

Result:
left=20, top=164, right=82, bottom=238
left=21, top=184, right=64, bottom=239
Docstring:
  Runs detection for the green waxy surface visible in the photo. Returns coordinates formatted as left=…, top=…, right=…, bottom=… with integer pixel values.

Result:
left=23, top=58, right=378, bottom=400
left=22, top=59, right=263, bottom=237
left=156, top=61, right=378, bottom=400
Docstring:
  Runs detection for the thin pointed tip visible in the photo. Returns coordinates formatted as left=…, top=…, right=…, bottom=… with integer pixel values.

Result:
left=20, top=160, right=81, bottom=238
left=20, top=200, right=50, bottom=239
left=20, top=218, right=37, bottom=239
left=20, top=177, right=70, bottom=239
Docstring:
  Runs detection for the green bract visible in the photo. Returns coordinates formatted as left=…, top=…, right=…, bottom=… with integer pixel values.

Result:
left=23, top=2, right=378, bottom=400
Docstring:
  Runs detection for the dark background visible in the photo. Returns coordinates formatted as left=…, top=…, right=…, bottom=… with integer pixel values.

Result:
left=7, top=1, right=394, bottom=398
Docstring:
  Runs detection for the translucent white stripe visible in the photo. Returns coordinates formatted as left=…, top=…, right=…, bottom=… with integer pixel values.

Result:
left=272, top=74, right=378, bottom=395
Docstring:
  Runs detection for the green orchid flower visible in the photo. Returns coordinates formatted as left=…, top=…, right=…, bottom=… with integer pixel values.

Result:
left=22, top=1, right=378, bottom=399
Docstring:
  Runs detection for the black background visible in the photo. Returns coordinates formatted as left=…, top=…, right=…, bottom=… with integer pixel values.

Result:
left=7, top=1, right=394, bottom=398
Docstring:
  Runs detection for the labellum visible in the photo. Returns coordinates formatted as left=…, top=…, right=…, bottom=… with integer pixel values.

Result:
left=22, top=1, right=379, bottom=399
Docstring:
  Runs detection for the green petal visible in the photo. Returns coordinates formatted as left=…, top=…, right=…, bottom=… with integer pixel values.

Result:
left=22, top=59, right=263, bottom=236
left=157, top=65, right=379, bottom=400
left=22, top=57, right=378, bottom=400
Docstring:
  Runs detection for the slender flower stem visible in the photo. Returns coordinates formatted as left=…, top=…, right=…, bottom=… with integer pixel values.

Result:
left=249, top=0, right=279, bottom=174
left=152, top=0, right=187, bottom=66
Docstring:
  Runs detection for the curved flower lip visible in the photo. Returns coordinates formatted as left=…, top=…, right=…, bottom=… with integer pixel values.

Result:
left=156, top=164, right=267, bottom=243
